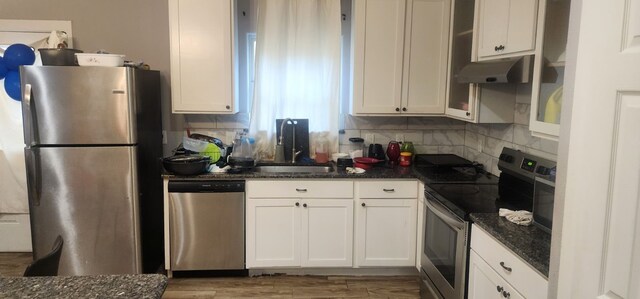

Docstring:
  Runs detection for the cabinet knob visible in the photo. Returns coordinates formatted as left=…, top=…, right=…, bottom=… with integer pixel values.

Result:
left=225, top=105, right=230, bottom=110
left=361, top=202, right=366, bottom=207
left=295, top=202, right=300, bottom=207
left=395, top=107, right=400, bottom=112
left=499, top=261, right=512, bottom=272
left=466, top=112, right=471, bottom=116
left=402, top=107, right=407, bottom=112
left=303, top=203, right=308, bottom=208
left=497, top=286, right=503, bottom=293
left=502, top=291, right=510, bottom=298
left=495, top=46, right=499, bottom=51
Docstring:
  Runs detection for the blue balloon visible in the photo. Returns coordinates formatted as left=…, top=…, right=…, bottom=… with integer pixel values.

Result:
left=0, top=57, right=7, bottom=80
left=4, top=71, right=21, bottom=101
left=4, top=44, right=35, bottom=71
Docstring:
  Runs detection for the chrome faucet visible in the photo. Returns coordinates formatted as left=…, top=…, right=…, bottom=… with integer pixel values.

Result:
left=279, top=118, right=302, bottom=164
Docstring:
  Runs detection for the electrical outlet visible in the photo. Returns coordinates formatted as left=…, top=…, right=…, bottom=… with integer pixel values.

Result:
left=477, top=137, right=484, bottom=152
left=395, top=134, right=404, bottom=142
left=365, top=133, right=375, bottom=144
left=162, top=130, right=167, bottom=144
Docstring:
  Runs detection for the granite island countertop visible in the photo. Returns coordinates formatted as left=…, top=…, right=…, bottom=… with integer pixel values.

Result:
left=470, top=213, right=551, bottom=278
left=0, top=274, right=168, bottom=299
left=163, top=163, right=424, bottom=181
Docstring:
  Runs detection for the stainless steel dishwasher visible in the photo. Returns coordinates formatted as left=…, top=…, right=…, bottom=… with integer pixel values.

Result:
left=168, top=180, right=245, bottom=271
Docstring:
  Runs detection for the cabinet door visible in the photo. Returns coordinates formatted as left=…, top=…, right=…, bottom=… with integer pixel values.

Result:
left=468, top=250, right=525, bottom=299
left=352, top=0, right=406, bottom=114
left=355, top=199, right=417, bottom=266
left=169, top=0, right=236, bottom=113
left=402, top=0, right=451, bottom=114
left=301, top=199, right=354, bottom=267
left=246, top=199, right=301, bottom=268
left=476, top=0, right=509, bottom=59
left=476, top=0, right=538, bottom=60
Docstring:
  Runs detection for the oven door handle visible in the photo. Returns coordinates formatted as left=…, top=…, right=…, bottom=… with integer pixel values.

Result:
left=425, top=192, right=466, bottom=231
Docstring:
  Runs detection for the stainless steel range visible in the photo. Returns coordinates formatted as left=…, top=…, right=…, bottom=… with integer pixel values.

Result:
left=415, top=149, right=556, bottom=299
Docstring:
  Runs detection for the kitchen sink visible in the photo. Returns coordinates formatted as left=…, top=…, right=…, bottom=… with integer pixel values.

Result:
left=254, top=165, right=334, bottom=173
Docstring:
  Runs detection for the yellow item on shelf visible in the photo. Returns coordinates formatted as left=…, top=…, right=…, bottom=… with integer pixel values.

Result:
left=544, top=86, right=563, bottom=124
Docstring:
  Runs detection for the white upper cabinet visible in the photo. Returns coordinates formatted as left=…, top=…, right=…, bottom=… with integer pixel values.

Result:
left=351, top=0, right=451, bottom=115
left=529, top=0, right=570, bottom=140
left=168, top=0, right=238, bottom=114
left=474, top=0, right=539, bottom=61
left=444, top=0, right=517, bottom=123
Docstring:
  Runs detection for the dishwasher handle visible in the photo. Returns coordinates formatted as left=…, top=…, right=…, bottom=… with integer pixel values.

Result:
left=168, top=180, right=245, bottom=193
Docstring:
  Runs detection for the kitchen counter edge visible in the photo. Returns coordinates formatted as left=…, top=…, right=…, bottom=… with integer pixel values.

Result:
left=470, top=213, right=551, bottom=278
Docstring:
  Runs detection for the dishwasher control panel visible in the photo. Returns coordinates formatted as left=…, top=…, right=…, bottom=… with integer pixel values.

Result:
left=168, top=180, right=245, bottom=193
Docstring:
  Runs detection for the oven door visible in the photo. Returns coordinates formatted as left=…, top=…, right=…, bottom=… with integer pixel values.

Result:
left=420, top=191, right=468, bottom=299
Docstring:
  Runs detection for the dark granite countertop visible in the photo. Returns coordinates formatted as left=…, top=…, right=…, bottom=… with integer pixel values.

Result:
left=470, top=213, right=551, bottom=278
left=163, top=163, right=424, bottom=180
left=0, top=274, right=168, bottom=299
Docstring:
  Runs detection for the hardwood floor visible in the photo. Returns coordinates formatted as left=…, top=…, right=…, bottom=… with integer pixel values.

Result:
left=0, top=253, right=421, bottom=298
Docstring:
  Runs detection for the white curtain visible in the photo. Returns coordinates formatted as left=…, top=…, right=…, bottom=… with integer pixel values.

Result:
left=249, top=0, right=342, bottom=161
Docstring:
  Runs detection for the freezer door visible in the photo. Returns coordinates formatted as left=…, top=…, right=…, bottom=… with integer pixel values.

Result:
left=25, top=146, right=141, bottom=275
left=20, top=66, right=137, bottom=146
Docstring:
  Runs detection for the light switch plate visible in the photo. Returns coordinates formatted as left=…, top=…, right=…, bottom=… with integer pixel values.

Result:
left=162, top=130, right=167, bottom=144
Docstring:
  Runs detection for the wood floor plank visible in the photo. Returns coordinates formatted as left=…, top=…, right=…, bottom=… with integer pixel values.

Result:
left=367, top=287, right=421, bottom=298
left=0, top=252, right=423, bottom=298
left=213, top=288, right=293, bottom=298
left=0, top=252, right=31, bottom=277
left=162, top=290, right=216, bottom=299
left=291, top=286, right=369, bottom=298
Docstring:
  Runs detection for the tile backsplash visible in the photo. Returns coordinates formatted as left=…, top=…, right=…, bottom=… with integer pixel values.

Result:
left=169, top=102, right=558, bottom=177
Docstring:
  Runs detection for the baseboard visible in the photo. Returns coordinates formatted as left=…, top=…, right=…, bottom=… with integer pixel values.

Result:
left=0, top=213, right=32, bottom=252
left=249, top=267, right=419, bottom=277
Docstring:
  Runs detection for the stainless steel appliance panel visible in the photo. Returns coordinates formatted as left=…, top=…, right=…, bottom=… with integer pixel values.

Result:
left=533, top=177, right=555, bottom=232
left=20, top=66, right=137, bottom=146
left=421, top=191, right=467, bottom=299
left=25, top=146, right=141, bottom=275
left=170, top=190, right=245, bottom=270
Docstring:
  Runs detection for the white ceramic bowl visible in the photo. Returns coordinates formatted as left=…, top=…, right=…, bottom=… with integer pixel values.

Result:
left=75, top=53, right=125, bottom=67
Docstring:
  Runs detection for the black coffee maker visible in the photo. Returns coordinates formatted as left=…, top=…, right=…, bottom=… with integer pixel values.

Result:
left=368, top=144, right=385, bottom=160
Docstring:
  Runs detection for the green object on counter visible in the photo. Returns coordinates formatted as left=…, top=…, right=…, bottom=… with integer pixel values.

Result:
left=400, top=141, right=415, bottom=156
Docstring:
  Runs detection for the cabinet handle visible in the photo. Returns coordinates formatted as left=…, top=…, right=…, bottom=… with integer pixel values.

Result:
left=402, top=107, right=407, bottom=112
left=502, top=291, right=510, bottom=298
left=296, top=188, right=307, bottom=192
left=303, top=203, right=308, bottom=208
left=496, top=286, right=503, bottom=293
left=499, top=261, right=512, bottom=272
left=466, top=112, right=471, bottom=116
left=295, top=202, right=300, bottom=207
left=383, top=188, right=395, bottom=192
left=395, top=107, right=400, bottom=112
left=361, top=202, right=366, bottom=207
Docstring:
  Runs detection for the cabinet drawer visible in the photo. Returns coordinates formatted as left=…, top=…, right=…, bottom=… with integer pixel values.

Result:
left=357, top=180, right=418, bottom=198
left=247, top=180, right=353, bottom=198
left=471, top=225, right=548, bottom=299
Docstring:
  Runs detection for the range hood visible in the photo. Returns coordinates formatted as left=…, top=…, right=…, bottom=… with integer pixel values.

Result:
left=457, top=56, right=532, bottom=84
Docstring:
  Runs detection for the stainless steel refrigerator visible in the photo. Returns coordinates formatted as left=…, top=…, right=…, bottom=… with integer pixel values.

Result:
left=20, top=66, right=163, bottom=275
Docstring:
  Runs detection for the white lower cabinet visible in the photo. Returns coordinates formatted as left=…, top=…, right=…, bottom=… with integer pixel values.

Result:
left=470, top=224, right=548, bottom=299
left=355, top=181, right=418, bottom=267
left=246, top=179, right=419, bottom=269
left=469, top=250, right=524, bottom=299
left=246, top=180, right=354, bottom=268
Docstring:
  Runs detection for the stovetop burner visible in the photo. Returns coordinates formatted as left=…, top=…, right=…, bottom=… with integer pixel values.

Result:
left=413, top=154, right=499, bottom=185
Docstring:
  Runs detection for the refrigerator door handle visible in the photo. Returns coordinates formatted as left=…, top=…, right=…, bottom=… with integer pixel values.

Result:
left=23, top=84, right=39, bottom=146
left=25, top=148, right=42, bottom=207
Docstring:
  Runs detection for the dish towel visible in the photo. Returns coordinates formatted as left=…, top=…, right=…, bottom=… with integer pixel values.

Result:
left=499, top=208, right=533, bottom=226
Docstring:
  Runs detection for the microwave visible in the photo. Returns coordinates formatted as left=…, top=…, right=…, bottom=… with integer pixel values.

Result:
left=533, top=176, right=555, bottom=233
